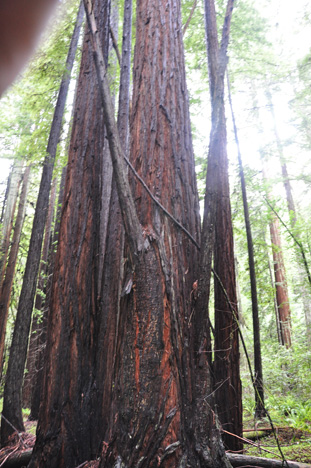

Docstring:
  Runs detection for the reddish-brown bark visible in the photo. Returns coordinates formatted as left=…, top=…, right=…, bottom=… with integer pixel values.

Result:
left=31, top=0, right=235, bottom=465
left=30, top=168, right=67, bottom=421
left=269, top=217, right=292, bottom=348
left=0, top=2, right=84, bottom=447
left=28, top=1, right=110, bottom=466
left=97, top=0, right=208, bottom=464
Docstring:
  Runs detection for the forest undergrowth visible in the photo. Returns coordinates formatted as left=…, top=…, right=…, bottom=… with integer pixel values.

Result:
left=243, top=413, right=311, bottom=463
left=0, top=402, right=310, bottom=466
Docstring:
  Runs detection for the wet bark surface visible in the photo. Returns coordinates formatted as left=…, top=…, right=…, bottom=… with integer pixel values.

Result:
left=98, top=0, right=203, bottom=464
left=29, top=1, right=110, bottom=466
left=1, top=3, right=84, bottom=447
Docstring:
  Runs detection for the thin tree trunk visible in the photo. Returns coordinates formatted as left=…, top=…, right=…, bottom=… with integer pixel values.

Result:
left=97, top=0, right=119, bottom=291
left=227, top=75, right=265, bottom=418
left=0, top=171, right=11, bottom=224
left=198, top=0, right=242, bottom=451
left=0, top=163, right=23, bottom=287
left=0, top=4, right=84, bottom=445
left=260, top=156, right=292, bottom=349
left=269, top=217, right=292, bottom=348
left=266, top=89, right=311, bottom=342
left=0, top=166, right=31, bottom=379
left=93, top=0, right=132, bottom=441
left=267, top=242, right=282, bottom=343
left=22, top=177, right=58, bottom=408
left=30, top=167, right=67, bottom=420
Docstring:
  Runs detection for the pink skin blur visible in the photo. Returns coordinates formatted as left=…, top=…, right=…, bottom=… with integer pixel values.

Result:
left=0, top=0, right=58, bottom=96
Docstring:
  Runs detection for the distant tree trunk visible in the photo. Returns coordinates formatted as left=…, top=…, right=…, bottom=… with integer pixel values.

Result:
left=227, top=75, right=265, bottom=418
left=267, top=243, right=282, bottom=343
left=260, top=155, right=292, bottom=349
left=0, top=171, right=10, bottom=224
left=198, top=0, right=242, bottom=451
left=0, top=165, right=31, bottom=379
left=0, top=5, right=84, bottom=445
left=0, top=162, right=23, bottom=287
left=266, top=89, right=311, bottom=342
left=269, top=217, right=292, bottom=348
left=22, top=177, right=57, bottom=409
left=29, top=1, right=111, bottom=465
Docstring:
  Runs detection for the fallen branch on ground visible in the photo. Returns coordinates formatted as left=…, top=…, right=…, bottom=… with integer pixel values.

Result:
left=227, top=453, right=311, bottom=468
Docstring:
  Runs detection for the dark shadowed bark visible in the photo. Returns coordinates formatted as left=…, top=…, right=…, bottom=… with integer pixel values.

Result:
left=30, top=167, right=67, bottom=421
left=227, top=76, right=265, bottom=418
left=31, top=0, right=234, bottom=465
left=198, top=0, right=242, bottom=451
left=22, top=177, right=57, bottom=408
left=100, top=0, right=201, bottom=461
left=85, top=0, right=228, bottom=465
left=0, top=4, right=84, bottom=446
left=92, top=0, right=132, bottom=444
left=0, top=165, right=31, bottom=379
left=29, top=1, right=110, bottom=465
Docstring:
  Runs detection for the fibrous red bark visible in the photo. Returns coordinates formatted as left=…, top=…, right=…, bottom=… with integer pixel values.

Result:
left=28, top=1, right=110, bottom=464
left=1, top=1, right=84, bottom=446
left=269, top=217, right=292, bottom=348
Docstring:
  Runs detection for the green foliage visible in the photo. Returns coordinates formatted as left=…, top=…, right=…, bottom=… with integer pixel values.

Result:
left=290, top=50, right=311, bottom=149
left=0, top=0, right=81, bottom=167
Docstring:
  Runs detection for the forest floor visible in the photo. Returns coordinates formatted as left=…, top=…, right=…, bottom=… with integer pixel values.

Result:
left=243, top=417, right=311, bottom=464
left=0, top=417, right=310, bottom=467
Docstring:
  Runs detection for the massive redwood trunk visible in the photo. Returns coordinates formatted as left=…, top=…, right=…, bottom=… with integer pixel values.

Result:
left=261, top=158, right=292, bottom=349
left=29, top=1, right=110, bottom=465
left=31, top=0, right=233, bottom=465
left=266, top=90, right=311, bottom=342
left=98, top=0, right=202, bottom=464
left=1, top=2, right=84, bottom=446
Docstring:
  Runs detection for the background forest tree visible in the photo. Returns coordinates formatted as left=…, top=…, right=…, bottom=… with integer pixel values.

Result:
left=0, top=0, right=311, bottom=466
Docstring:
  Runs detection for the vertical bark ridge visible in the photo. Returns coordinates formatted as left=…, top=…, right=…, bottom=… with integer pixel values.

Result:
left=29, top=1, right=110, bottom=465
left=99, top=0, right=201, bottom=464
